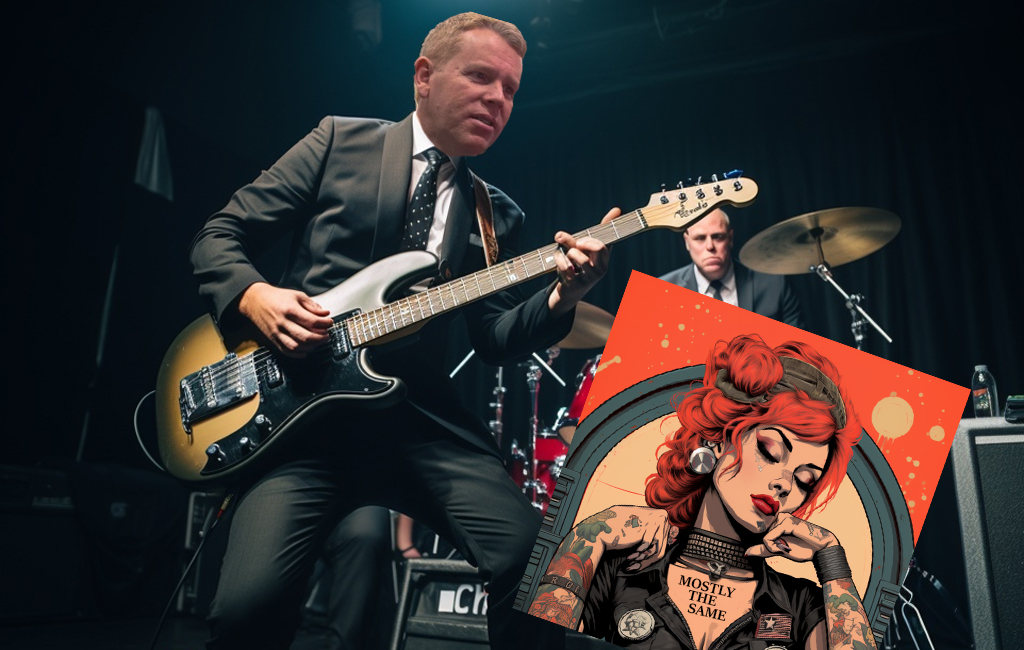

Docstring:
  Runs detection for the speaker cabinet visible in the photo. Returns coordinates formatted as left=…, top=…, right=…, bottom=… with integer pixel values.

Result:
left=0, top=465, right=96, bottom=621
left=389, top=558, right=489, bottom=650
left=952, top=417, right=1024, bottom=650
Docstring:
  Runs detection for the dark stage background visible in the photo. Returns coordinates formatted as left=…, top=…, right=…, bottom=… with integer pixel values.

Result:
left=4, top=0, right=1021, bottom=646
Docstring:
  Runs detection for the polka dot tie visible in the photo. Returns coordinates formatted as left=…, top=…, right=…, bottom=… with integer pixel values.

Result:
left=400, top=147, right=449, bottom=252
left=709, top=279, right=724, bottom=300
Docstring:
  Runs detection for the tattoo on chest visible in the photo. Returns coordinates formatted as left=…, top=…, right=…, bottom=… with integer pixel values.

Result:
left=677, top=574, right=737, bottom=621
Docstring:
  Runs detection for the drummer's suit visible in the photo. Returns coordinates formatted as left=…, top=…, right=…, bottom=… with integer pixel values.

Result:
left=658, top=261, right=805, bottom=328
left=190, top=114, right=571, bottom=649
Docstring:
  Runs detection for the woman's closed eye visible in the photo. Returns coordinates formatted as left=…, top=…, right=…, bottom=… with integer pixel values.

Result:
left=756, top=440, right=779, bottom=464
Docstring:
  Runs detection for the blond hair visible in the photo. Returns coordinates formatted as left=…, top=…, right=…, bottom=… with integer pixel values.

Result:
left=414, top=13, right=526, bottom=103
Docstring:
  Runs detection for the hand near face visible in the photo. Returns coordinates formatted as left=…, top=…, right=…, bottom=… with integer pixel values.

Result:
left=548, top=207, right=619, bottom=316
left=743, top=512, right=839, bottom=562
left=595, top=506, right=680, bottom=573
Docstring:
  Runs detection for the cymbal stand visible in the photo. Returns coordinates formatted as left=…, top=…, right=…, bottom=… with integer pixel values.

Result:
left=808, top=227, right=892, bottom=350
left=488, top=366, right=505, bottom=449
left=515, top=348, right=564, bottom=511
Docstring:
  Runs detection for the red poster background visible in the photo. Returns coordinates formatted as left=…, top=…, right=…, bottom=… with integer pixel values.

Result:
left=578, top=271, right=970, bottom=542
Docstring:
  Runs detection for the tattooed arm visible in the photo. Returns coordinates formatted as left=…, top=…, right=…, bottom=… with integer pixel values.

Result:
left=746, top=514, right=877, bottom=650
left=817, top=579, right=877, bottom=650
left=526, top=505, right=678, bottom=630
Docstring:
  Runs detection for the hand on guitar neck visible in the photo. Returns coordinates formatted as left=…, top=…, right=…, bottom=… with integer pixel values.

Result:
left=548, top=206, right=621, bottom=317
left=238, top=282, right=334, bottom=358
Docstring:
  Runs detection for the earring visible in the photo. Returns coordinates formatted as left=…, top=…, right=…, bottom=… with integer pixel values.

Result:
left=689, top=439, right=718, bottom=474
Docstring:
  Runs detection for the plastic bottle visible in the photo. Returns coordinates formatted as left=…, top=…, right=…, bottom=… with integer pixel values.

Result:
left=971, top=364, right=999, bottom=418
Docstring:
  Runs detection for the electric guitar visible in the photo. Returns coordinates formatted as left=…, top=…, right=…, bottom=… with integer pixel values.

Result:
left=155, top=175, right=759, bottom=486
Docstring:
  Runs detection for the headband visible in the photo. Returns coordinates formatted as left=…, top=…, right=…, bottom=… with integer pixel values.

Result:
left=713, top=356, right=847, bottom=429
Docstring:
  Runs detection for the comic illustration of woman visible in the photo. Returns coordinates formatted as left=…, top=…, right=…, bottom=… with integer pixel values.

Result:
left=527, top=334, right=877, bottom=649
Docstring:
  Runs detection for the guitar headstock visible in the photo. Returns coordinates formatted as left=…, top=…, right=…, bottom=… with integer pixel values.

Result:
left=643, top=171, right=759, bottom=232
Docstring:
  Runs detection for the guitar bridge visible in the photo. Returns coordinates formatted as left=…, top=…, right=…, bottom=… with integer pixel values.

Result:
left=179, top=352, right=260, bottom=429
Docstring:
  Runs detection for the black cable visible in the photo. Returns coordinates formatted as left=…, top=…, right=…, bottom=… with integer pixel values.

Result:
left=148, top=493, right=234, bottom=650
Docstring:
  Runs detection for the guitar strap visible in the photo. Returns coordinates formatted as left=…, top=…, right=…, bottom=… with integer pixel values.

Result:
left=470, top=171, right=499, bottom=267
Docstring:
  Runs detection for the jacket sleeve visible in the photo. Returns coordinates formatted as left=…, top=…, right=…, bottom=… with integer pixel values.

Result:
left=780, top=278, right=805, bottom=330
left=188, top=117, right=335, bottom=325
left=462, top=185, right=575, bottom=365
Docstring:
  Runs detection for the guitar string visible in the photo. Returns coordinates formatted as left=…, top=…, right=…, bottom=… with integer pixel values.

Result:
left=186, top=188, right=739, bottom=388
left=189, top=201, right=665, bottom=389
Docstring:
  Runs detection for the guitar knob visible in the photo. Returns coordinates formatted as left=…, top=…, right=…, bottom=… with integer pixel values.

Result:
left=239, top=436, right=258, bottom=453
left=255, top=414, right=273, bottom=431
left=206, top=443, right=227, bottom=463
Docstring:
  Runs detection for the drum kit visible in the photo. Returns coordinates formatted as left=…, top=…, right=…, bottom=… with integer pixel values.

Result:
left=459, top=205, right=902, bottom=514
left=505, top=303, right=614, bottom=515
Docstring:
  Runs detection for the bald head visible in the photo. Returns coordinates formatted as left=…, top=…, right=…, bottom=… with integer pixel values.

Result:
left=683, top=208, right=734, bottom=281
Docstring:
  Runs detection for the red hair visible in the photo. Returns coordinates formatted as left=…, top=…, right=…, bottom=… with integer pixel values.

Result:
left=645, top=334, right=860, bottom=528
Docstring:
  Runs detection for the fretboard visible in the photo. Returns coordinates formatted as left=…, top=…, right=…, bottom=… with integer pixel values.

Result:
left=338, top=194, right=703, bottom=347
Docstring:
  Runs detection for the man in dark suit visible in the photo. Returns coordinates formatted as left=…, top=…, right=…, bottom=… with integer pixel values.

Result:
left=658, top=208, right=804, bottom=328
left=189, top=12, right=616, bottom=650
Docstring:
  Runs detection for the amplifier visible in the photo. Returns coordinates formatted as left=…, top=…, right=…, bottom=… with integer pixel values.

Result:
left=390, top=558, right=489, bottom=650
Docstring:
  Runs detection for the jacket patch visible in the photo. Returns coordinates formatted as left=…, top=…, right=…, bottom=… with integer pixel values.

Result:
left=755, top=613, right=793, bottom=640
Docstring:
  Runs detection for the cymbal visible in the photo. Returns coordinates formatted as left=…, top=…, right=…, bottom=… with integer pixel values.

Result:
left=738, top=207, right=901, bottom=275
left=558, top=302, right=615, bottom=349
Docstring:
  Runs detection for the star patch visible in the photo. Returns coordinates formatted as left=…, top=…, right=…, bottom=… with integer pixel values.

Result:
left=616, top=609, right=655, bottom=641
left=755, top=613, right=793, bottom=640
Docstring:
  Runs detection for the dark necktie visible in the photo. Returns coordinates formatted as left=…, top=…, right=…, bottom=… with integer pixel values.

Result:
left=709, top=279, right=724, bottom=300
left=400, top=147, right=449, bottom=252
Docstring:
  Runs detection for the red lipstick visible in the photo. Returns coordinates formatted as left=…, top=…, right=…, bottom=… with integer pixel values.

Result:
left=751, top=494, right=780, bottom=516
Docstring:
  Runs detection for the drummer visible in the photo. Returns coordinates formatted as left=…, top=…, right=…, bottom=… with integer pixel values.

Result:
left=658, top=208, right=804, bottom=328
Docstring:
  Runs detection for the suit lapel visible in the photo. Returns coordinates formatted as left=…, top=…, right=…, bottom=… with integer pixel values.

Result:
left=736, top=262, right=754, bottom=312
left=438, top=161, right=474, bottom=277
left=682, top=264, right=698, bottom=291
left=370, top=115, right=414, bottom=262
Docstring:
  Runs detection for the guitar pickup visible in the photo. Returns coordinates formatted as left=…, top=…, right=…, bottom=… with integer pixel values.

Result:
left=260, top=357, right=283, bottom=389
left=179, top=353, right=259, bottom=428
left=330, top=317, right=356, bottom=359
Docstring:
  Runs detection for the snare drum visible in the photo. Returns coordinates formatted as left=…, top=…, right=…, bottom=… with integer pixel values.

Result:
left=553, top=354, right=600, bottom=444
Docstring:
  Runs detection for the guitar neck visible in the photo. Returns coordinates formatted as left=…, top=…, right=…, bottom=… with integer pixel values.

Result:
left=341, top=197, right=699, bottom=348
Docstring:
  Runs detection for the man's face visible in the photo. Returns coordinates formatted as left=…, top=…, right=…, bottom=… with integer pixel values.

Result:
left=414, top=28, right=521, bottom=157
left=684, top=209, right=734, bottom=281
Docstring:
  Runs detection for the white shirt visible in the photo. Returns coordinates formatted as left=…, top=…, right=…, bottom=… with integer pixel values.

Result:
left=693, top=262, right=738, bottom=307
left=410, top=113, right=462, bottom=258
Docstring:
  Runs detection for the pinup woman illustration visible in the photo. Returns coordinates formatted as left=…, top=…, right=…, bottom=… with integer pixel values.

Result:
left=527, top=334, right=877, bottom=650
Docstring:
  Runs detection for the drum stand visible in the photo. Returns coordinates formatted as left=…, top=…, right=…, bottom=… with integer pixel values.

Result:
left=808, top=229, right=892, bottom=350
left=510, top=348, right=564, bottom=512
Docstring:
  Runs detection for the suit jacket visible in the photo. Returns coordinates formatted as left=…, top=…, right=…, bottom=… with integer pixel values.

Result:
left=189, top=114, right=574, bottom=456
left=658, top=261, right=804, bottom=329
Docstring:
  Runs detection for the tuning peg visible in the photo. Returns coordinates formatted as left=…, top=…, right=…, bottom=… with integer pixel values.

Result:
left=660, top=183, right=667, bottom=192
left=723, top=169, right=744, bottom=179
left=677, top=181, right=684, bottom=189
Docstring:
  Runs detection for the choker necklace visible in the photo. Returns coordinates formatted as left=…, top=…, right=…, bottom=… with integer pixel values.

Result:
left=681, top=529, right=754, bottom=579
left=673, top=556, right=757, bottom=582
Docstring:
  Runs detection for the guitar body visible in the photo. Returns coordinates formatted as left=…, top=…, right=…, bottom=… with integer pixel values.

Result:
left=155, top=251, right=438, bottom=486
left=155, top=176, right=760, bottom=487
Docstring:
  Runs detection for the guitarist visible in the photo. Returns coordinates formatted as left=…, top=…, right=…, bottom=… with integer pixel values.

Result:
left=189, top=12, right=616, bottom=650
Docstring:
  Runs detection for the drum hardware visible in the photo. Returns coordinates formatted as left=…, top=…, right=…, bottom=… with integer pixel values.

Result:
left=487, top=366, right=505, bottom=449
left=738, top=207, right=901, bottom=350
left=513, top=348, right=566, bottom=513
